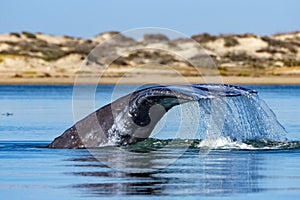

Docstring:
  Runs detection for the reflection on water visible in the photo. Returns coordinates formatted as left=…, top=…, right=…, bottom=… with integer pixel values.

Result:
left=1, top=141, right=300, bottom=199
left=68, top=147, right=262, bottom=196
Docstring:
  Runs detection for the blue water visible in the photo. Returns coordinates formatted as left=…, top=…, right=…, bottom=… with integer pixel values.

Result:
left=0, top=85, right=300, bottom=199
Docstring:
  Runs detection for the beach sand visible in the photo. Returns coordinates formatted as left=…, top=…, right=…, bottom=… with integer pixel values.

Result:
left=0, top=75, right=299, bottom=85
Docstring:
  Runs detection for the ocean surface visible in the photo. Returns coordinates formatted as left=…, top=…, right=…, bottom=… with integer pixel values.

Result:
left=0, top=85, right=299, bottom=199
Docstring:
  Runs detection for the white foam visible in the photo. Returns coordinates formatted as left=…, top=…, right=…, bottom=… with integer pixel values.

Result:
left=198, top=137, right=256, bottom=150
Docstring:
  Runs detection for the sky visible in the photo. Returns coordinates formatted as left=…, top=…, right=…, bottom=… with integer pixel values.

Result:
left=0, top=0, right=299, bottom=38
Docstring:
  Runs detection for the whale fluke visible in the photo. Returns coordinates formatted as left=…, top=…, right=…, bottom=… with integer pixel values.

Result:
left=48, top=84, right=256, bottom=148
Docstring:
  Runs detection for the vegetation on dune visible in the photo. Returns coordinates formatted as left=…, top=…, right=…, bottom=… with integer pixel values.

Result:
left=191, top=33, right=217, bottom=43
left=261, top=36, right=298, bottom=53
left=21, top=31, right=37, bottom=39
left=10, top=32, right=21, bottom=38
left=0, top=37, right=95, bottom=61
left=223, top=36, right=239, bottom=47
left=0, top=31, right=299, bottom=77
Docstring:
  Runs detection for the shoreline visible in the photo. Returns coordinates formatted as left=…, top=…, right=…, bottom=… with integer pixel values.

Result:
left=0, top=75, right=300, bottom=85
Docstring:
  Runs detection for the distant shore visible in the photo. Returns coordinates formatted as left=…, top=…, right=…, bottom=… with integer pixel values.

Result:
left=0, top=75, right=300, bottom=85
left=1, top=31, right=300, bottom=87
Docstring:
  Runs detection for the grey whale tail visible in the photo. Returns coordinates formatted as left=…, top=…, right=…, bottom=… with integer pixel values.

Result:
left=48, top=84, right=256, bottom=148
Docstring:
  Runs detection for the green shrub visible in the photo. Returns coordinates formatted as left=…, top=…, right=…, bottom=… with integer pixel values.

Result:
left=23, top=71, right=37, bottom=75
left=225, top=52, right=251, bottom=61
left=21, top=31, right=37, bottom=39
left=261, top=37, right=297, bottom=53
left=218, top=67, right=228, bottom=76
left=224, top=37, right=239, bottom=47
left=10, top=32, right=21, bottom=38
left=256, top=47, right=285, bottom=54
left=237, top=72, right=250, bottom=76
left=13, top=74, right=23, bottom=78
left=283, top=59, right=300, bottom=67
left=191, top=33, right=217, bottom=43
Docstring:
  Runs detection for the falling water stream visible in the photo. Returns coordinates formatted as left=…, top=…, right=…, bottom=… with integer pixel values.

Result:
left=149, top=90, right=288, bottom=150
left=198, top=93, right=286, bottom=147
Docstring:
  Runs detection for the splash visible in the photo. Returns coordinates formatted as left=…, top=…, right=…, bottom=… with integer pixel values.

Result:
left=196, top=92, right=287, bottom=148
left=126, top=138, right=300, bottom=151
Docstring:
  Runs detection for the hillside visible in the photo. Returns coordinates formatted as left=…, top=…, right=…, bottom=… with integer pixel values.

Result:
left=0, top=31, right=299, bottom=81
